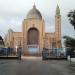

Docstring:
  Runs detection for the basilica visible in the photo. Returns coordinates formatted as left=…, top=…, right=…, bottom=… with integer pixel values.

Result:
left=4, top=4, right=61, bottom=56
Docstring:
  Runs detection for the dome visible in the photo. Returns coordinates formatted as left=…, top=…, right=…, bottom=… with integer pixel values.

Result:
left=27, top=5, right=42, bottom=19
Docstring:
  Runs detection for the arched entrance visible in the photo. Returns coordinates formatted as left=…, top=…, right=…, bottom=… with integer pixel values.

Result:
left=27, top=28, right=39, bottom=55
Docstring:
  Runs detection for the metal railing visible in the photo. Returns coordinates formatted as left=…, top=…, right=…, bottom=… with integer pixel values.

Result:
left=0, top=47, right=22, bottom=57
left=42, top=47, right=75, bottom=58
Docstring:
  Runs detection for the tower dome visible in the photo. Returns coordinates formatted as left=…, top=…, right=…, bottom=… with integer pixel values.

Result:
left=27, top=5, right=42, bottom=19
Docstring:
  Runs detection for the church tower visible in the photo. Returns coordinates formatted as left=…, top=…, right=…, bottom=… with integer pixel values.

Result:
left=55, top=5, right=61, bottom=48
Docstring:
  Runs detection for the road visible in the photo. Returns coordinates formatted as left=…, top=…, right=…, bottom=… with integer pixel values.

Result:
left=0, top=57, right=75, bottom=75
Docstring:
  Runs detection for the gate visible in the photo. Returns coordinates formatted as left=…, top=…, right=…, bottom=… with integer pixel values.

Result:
left=42, top=48, right=67, bottom=59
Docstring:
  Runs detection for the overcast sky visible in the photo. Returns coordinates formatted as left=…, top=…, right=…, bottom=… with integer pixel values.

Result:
left=0, top=0, right=75, bottom=38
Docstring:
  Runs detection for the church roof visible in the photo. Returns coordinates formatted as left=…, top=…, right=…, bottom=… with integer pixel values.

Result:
left=27, top=4, right=42, bottom=19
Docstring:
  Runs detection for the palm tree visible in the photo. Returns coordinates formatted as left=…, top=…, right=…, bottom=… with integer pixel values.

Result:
left=68, top=10, right=75, bottom=30
left=63, top=10, right=75, bottom=57
left=0, top=36, right=4, bottom=46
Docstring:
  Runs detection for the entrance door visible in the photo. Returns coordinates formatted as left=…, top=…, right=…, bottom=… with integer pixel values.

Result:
left=28, top=47, right=38, bottom=56
left=27, top=28, right=39, bottom=55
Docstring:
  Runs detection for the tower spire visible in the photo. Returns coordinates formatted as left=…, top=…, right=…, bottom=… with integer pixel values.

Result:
left=56, top=4, right=60, bottom=15
left=33, top=2, right=36, bottom=9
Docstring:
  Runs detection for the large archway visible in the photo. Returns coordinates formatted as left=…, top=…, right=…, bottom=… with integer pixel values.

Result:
left=27, top=28, right=39, bottom=45
left=27, top=28, right=39, bottom=55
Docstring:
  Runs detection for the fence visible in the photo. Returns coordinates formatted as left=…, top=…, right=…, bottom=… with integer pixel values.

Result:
left=0, top=47, right=23, bottom=57
left=43, top=47, right=71, bottom=58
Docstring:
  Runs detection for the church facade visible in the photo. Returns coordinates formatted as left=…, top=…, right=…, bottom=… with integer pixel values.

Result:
left=4, top=5, right=61, bottom=56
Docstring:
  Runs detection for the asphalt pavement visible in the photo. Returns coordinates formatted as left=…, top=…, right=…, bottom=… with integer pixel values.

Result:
left=0, top=56, right=75, bottom=75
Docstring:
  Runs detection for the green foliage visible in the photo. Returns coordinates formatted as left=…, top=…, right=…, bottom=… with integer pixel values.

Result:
left=63, top=36, right=75, bottom=48
left=0, top=36, right=4, bottom=45
left=68, top=10, right=75, bottom=30
left=63, top=36, right=75, bottom=57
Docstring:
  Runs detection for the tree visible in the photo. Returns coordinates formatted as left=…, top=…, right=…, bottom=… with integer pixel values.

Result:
left=0, top=36, right=4, bottom=46
left=63, top=36, right=75, bottom=48
left=63, top=36, right=75, bottom=57
left=63, top=10, right=75, bottom=57
left=68, top=10, right=75, bottom=30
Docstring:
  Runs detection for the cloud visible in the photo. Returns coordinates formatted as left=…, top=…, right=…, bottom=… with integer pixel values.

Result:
left=0, top=0, right=75, bottom=38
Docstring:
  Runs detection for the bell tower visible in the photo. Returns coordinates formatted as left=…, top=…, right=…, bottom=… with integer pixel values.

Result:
left=55, top=5, right=61, bottom=48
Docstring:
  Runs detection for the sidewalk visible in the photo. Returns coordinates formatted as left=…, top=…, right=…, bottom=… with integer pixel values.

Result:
left=0, top=56, right=18, bottom=59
